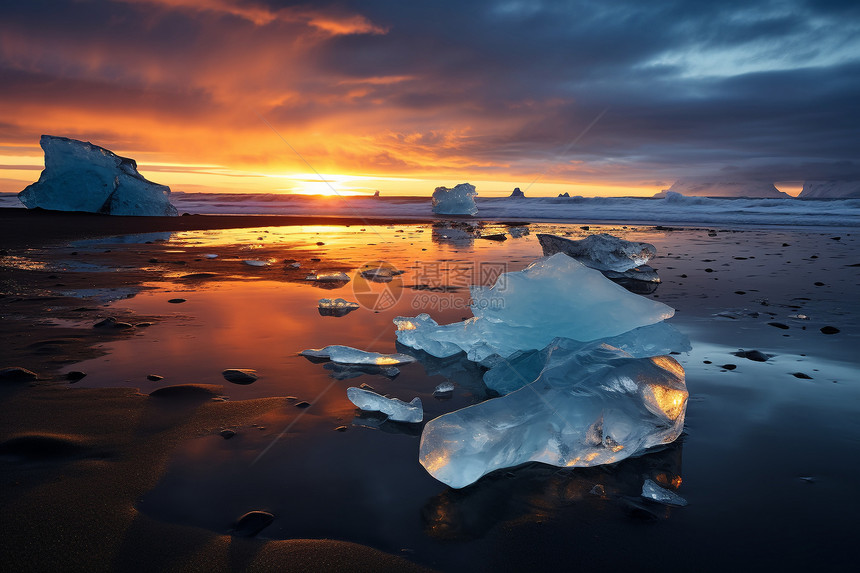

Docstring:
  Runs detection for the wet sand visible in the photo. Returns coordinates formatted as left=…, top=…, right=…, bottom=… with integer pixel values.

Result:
left=1, top=208, right=858, bottom=571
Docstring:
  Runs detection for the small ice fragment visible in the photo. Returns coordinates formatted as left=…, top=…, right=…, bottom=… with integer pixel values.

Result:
left=641, top=479, right=688, bottom=506
left=318, top=298, right=360, bottom=310
left=347, top=387, right=423, bottom=423
left=290, top=262, right=301, bottom=268
left=433, top=381, right=455, bottom=396
left=537, top=233, right=657, bottom=272
left=789, top=314, right=809, bottom=320
left=244, top=260, right=269, bottom=267
left=300, top=345, right=416, bottom=366
left=204, top=254, right=218, bottom=259
left=431, top=183, right=478, bottom=216
left=306, top=271, right=350, bottom=282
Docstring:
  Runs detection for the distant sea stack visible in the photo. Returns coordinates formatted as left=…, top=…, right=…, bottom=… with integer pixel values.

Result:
left=798, top=181, right=860, bottom=199
left=18, top=135, right=178, bottom=216
left=654, top=180, right=790, bottom=198
left=509, top=187, right=525, bottom=199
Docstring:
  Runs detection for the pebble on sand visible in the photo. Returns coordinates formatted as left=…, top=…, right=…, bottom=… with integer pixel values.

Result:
left=221, top=369, right=258, bottom=385
left=146, top=374, right=163, bottom=381
left=66, top=371, right=87, bottom=381
left=167, top=298, right=186, bottom=304
left=820, top=326, right=840, bottom=334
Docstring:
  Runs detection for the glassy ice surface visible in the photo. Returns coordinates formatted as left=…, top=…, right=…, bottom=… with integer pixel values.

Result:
left=301, top=345, right=417, bottom=366
left=395, top=253, right=675, bottom=362
left=420, top=347, right=688, bottom=489
left=305, top=271, right=350, bottom=282
left=642, top=478, right=688, bottom=506
left=347, top=387, right=423, bottom=423
left=536, top=233, right=656, bottom=272
left=318, top=298, right=360, bottom=317
left=483, top=326, right=690, bottom=395
left=431, top=183, right=478, bottom=216
left=18, top=135, right=177, bottom=216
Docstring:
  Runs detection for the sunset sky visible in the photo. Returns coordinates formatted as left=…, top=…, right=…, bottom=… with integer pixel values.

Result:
left=1, top=0, right=859, bottom=197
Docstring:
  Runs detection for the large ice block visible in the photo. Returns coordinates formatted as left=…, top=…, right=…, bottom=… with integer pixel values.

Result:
left=347, top=387, right=423, bottom=423
left=395, top=253, right=675, bottom=362
left=431, top=183, right=478, bottom=216
left=536, top=233, right=656, bottom=272
left=419, top=345, right=687, bottom=488
left=18, top=135, right=177, bottom=216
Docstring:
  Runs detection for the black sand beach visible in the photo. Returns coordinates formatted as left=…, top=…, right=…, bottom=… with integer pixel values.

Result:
left=1, top=209, right=858, bottom=571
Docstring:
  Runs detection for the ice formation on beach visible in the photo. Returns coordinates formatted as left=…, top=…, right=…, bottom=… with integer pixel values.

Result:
left=642, top=479, right=688, bottom=506
left=300, top=345, right=416, bottom=366
left=18, top=135, right=178, bottom=216
left=305, top=271, right=350, bottom=282
left=394, top=253, right=675, bottom=362
left=347, top=387, right=423, bottom=423
left=419, top=346, right=688, bottom=488
left=798, top=180, right=860, bottom=199
left=483, top=326, right=691, bottom=395
left=536, top=233, right=656, bottom=273
left=318, top=298, right=360, bottom=317
left=431, top=183, right=478, bottom=216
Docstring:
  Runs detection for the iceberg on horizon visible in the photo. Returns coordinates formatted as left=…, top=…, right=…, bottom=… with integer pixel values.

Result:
left=653, top=179, right=789, bottom=198
left=431, top=183, right=478, bottom=216
left=798, top=180, right=860, bottom=199
left=18, top=135, right=178, bottom=216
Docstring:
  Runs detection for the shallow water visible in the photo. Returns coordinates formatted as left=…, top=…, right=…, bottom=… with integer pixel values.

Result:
left=64, top=222, right=858, bottom=571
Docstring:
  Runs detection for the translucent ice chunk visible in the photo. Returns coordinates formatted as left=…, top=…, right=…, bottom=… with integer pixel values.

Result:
left=244, top=260, right=269, bottom=267
left=434, top=382, right=455, bottom=395
left=396, top=253, right=675, bottom=362
left=641, top=479, right=688, bottom=506
left=537, top=233, right=656, bottom=272
left=300, top=345, right=416, bottom=366
left=306, top=271, right=350, bottom=282
left=419, top=347, right=687, bottom=488
left=484, top=326, right=690, bottom=395
left=318, top=298, right=360, bottom=316
left=431, top=183, right=478, bottom=216
left=347, top=387, right=423, bottom=423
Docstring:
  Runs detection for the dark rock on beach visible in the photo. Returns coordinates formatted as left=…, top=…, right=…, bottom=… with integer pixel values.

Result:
left=732, top=350, right=771, bottom=362
left=232, top=510, right=275, bottom=537
left=221, top=369, right=258, bottom=385
left=0, top=367, right=38, bottom=383
left=820, top=326, right=840, bottom=334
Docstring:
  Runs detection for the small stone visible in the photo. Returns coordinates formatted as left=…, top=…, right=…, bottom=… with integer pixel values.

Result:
left=295, top=401, right=311, bottom=408
left=768, top=322, right=789, bottom=330
left=168, top=298, right=186, bottom=304
left=93, top=317, right=117, bottom=328
left=590, top=484, right=606, bottom=496
left=791, top=372, right=813, bottom=379
left=820, top=326, right=840, bottom=334
left=732, top=350, right=771, bottom=362
left=334, top=425, right=348, bottom=432
left=220, top=429, right=236, bottom=439
left=221, top=369, right=258, bottom=385
left=721, top=364, right=737, bottom=370
left=233, top=511, right=274, bottom=537
left=0, top=367, right=38, bottom=382
left=146, top=374, right=163, bottom=381
left=66, top=371, right=87, bottom=381
left=135, top=322, right=153, bottom=328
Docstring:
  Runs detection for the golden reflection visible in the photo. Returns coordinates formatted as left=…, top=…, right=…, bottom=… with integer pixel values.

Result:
left=647, top=384, right=687, bottom=421
left=650, top=355, right=685, bottom=379
left=396, top=320, right=417, bottom=331
left=374, top=356, right=400, bottom=365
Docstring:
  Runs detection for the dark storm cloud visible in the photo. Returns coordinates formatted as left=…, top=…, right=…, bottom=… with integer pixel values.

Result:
left=1, top=0, right=858, bottom=183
